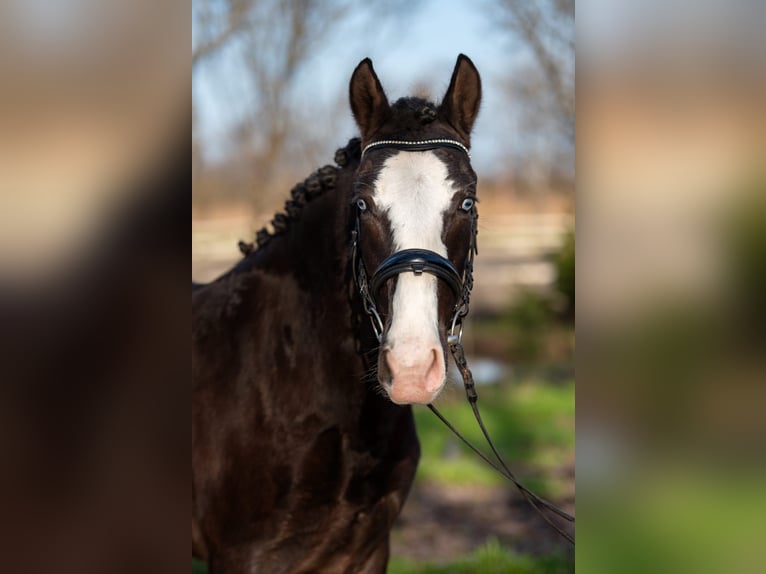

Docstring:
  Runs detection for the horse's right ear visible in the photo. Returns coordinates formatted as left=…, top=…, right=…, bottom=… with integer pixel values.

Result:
left=349, top=58, right=390, bottom=141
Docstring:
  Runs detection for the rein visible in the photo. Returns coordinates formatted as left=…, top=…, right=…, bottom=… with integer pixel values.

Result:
left=352, top=138, right=575, bottom=545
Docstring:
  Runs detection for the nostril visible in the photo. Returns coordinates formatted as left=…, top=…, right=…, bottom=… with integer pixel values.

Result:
left=427, top=348, right=438, bottom=370
left=384, top=349, right=397, bottom=374
left=424, top=348, right=443, bottom=392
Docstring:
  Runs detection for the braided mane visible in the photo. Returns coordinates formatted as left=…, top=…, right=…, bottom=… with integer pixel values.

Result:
left=238, top=138, right=361, bottom=256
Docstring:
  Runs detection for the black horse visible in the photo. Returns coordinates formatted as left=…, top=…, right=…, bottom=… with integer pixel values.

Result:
left=193, top=55, right=482, bottom=573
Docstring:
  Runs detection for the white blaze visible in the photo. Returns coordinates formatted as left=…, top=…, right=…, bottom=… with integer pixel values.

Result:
left=375, top=151, right=455, bottom=370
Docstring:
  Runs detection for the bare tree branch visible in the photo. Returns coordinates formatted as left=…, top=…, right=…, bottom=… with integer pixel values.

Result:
left=193, top=0, right=252, bottom=69
left=193, top=0, right=426, bottom=208
left=493, top=0, right=574, bottom=135
left=236, top=0, right=355, bottom=188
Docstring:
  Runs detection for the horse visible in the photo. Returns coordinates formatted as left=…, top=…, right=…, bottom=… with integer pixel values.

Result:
left=192, top=54, right=482, bottom=573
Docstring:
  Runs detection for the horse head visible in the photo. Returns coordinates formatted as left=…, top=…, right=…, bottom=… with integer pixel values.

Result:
left=349, top=55, right=481, bottom=405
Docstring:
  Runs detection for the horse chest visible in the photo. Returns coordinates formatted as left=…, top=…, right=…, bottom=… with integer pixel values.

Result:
left=195, top=390, right=418, bottom=571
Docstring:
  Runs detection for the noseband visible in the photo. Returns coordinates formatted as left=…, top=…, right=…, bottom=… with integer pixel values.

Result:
left=351, top=138, right=477, bottom=345
left=370, top=249, right=463, bottom=301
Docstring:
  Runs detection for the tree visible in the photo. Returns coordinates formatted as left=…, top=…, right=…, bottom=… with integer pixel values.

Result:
left=493, top=0, right=574, bottom=136
left=489, top=0, right=574, bottom=185
left=192, top=0, right=415, bottom=209
left=235, top=0, right=354, bottom=191
left=193, top=0, right=254, bottom=70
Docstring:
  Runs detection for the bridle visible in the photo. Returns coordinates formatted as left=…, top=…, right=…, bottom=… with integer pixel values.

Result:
left=351, top=140, right=477, bottom=349
left=350, top=138, right=576, bottom=545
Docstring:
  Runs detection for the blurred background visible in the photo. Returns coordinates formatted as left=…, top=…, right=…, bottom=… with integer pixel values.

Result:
left=577, top=1, right=766, bottom=573
left=193, top=0, right=575, bottom=572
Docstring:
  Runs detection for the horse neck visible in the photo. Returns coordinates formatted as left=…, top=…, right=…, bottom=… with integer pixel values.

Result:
left=248, top=171, right=355, bottom=315
left=238, top=164, right=407, bottom=430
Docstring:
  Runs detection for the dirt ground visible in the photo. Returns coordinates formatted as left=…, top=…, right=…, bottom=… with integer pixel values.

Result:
left=391, top=467, right=575, bottom=564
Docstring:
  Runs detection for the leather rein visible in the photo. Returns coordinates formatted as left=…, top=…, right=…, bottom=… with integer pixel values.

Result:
left=350, top=138, right=575, bottom=544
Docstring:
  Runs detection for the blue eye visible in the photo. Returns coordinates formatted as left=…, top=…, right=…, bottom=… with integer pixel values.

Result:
left=357, top=198, right=367, bottom=211
left=461, top=198, right=475, bottom=211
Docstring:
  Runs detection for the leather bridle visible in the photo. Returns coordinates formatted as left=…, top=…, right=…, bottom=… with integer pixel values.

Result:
left=350, top=138, right=575, bottom=545
left=351, top=138, right=477, bottom=348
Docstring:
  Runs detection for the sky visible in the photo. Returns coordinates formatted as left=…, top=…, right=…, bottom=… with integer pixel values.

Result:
left=192, top=0, right=539, bottom=177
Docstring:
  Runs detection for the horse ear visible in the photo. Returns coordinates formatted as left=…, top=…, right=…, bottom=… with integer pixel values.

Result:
left=439, top=54, right=482, bottom=143
left=349, top=58, right=390, bottom=140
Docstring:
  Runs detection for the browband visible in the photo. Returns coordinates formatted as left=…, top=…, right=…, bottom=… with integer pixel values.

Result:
left=362, top=138, right=471, bottom=160
left=370, top=248, right=463, bottom=300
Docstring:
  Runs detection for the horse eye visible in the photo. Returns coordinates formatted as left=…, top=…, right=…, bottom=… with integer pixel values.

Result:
left=461, top=198, right=474, bottom=211
left=356, top=198, right=367, bottom=211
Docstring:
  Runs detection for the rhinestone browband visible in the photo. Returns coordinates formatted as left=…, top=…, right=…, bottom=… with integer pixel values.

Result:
left=361, top=138, right=471, bottom=160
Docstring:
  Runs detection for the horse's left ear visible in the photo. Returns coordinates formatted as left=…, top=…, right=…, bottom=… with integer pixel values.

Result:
left=439, top=54, right=482, bottom=143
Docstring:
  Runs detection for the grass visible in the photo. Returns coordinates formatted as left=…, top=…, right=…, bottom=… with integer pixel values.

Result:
left=195, top=540, right=572, bottom=574
left=413, top=378, right=574, bottom=497
left=388, top=538, right=571, bottom=574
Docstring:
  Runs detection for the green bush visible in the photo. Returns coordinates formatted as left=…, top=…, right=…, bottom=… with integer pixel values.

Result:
left=553, top=228, right=575, bottom=320
left=504, top=290, right=553, bottom=363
